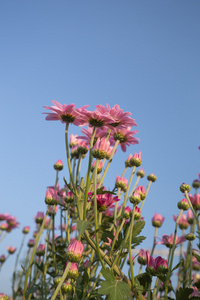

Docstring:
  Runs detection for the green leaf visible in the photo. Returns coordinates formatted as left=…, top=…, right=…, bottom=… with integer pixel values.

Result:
left=132, top=235, right=146, bottom=246
left=98, top=268, right=132, bottom=300
left=176, top=287, right=193, bottom=300
left=171, top=259, right=184, bottom=272
left=132, top=220, right=145, bottom=238
left=134, top=272, right=152, bottom=294
left=75, top=220, right=92, bottom=235
left=193, top=252, right=200, bottom=263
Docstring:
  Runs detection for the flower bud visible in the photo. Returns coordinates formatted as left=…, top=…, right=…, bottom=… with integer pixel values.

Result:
left=177, top=198, right=189, bottom=210
left=6, top=246, right=16, bottom=254
left=180, top=183, right=191, bottom=193
left=28, top=239, right=35, bottom=248
left=54, top=159, right=63, bottom=171
left=0, top=293, right=9, bottom=300
left=0, top=255, right=6, bottom=263
left=36, top=244, right=45, bottom=256
left=115, top=176, right=128, bottom=192
left=67, top=240, right=84, bottom=263
left=147, top=173, right=157, bottom=182
left=54, top=277, right=61, bottom=286
left=61, top=282, right=72, bottom=294
left=130, top=152, right=142, bottom=167
left=137, top=249, right=148, bottom=265
left=129, top=192, right=141, bottom=205
left=66, top=262, right=79, bottom=279
left=192, top=180, right=200, bottom=189
left=136, top=167, right=145, bottom=178
left=23, top=226, right=30, bottom=234
left=185, top=233, right=196, bottom=241
left=152, top=213, right=165, bottom=228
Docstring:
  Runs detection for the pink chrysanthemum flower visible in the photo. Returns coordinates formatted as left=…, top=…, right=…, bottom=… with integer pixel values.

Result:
left=35, top=212, right=44, bottom=224
left=95, top=104, right=137, bottom=128
left=95, top=193, right=120, bottom=212
left=92, top=137, right=111, bottom=160
left=91, top=160, right=103, bottom=174
left=187, top=209, right=194, bottom=224
left=110, top=126, right=139, bottom=152
left=134, top=206, right=141, bottom=220
left=0, top=255, right=6, bottom=263
left=67, top=240, right=84, bottom=262
left=28, top=239, right=35, bottom=248
left=36, top=244, right=45, bottom=256
left=22, top=226, right=30, bottom=234
left=77, top=108, right=115, bottom=128
left=65, top=261, right=79, bottom=279
left=54, top=159, right=63, bottom=171
left=70, top=134, right=78, bottom=148
left=43, top=101, right=89, bottom=125
left=127, top=256, right=135, bottom=265
left=156, top=234, right=186, bottom=248
left=137, top=249, right=148, bottom=265
left=124, top=206, right=132, bottom=219
left=115, top=175, right=128, bottom=192
left=146, top=253, right=168, bottom=275
left=6, top=246, right=17, bottom=254
left=152, top=212, right=165, bottom=228
left=0, top=222, right=9, bottom=231
left=173, top=214, right=189, bottom=230
left=45, top=187, right=59, bottom=206
left=135, top=185, right=146, bottom=200
left=190, top=193, right=200, bottom=210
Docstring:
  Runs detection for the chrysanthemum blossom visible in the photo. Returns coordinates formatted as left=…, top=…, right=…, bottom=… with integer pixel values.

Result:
left=136, top=167, right=145, bottom=178
left=173, top=214, right=189, bottom=230
left=6, top=246, right=17, bottom=254
left=45, top=187, right=59, bottom=206
left=130, top=151, right=142, bottom=167
left=95, top=104, right=137, bottom=129
left=79, top=126, right=107, bottom=145
left=110, top=126, right=139, bottom=152
left=91, top=160, right=103, bottom=174
left=0, top=293, right=9, bottom=300
left=190, top=193, right=200, bottom=210
left=135, top=185, right=146, bottom=200
left=65, top=261, right=79, bottom=279
left=0, top=255, right=6, bottom=263
left=152, top=213, right=165, bottom=228
left=28, top=239, right=35, bottom=248
left=177, top=198, right=189, bottom=210
left=129, top=191, right=141, bottom=205
left=156, top=234, right=186, bottom=248
left=35, top=212, right=44, bottom=224
left=23, top=226, right=30, bottom=234
left=187, top=209, right=194, bottom=224
left=92, top=137, right=111, bottom=159
left=36, top=244, right=45, bottom=256
left=43, top=101, right=89, bottom=125
left=137, top=249, right=148, bottom=265
left=54, top=159, right=63, bottom=171
left=77, top=108, right=115, bottom=128
left=115, top=176, right=128, bottom=192
left=95, top=193, right=120, bottom=212
left=67, top=240, right=84, bottom=262
left=124, top=206, right=132, bottom=219
left=134, top=206, right=141, bottom=220
left=146, top=253, right=168, bottom=275
left=70, top=134, right=78, bottom=148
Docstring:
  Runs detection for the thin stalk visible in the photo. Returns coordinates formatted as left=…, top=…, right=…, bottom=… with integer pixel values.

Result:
left=128, top=206, right=136, bottom=289
left=98, top=140, right=120, bottom=188
left=83, top=127, right=96, bottom=220
left=51, top=262, right=72, bottom=300
left=164, top=209, right=183, bottom=300
left=23, top=209, right=49, bottom=299
left=150, top=227, right=158, bottom=256
left=140, top=181, right=152, bottom=213
left=93, top=159, right=106, bottom=269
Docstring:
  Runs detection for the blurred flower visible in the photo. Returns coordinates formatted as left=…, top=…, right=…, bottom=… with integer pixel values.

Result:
left=137, top=249, right=148, bottom=265
left=45, top=187, right=59, bottom=206
left=77, top=108, right=115, bottom=128
left=190, top=193, right=200, bottom=210
left=152, top=213, right=165, bottom=228
left=0, top=255, right=6, bottom=263
left=146, top=253, right=168, bottom=275
left=173, top=214, right=189, bottom=230
left=28, top=239, right=35, bottom=248
left=35, top=212, right=44, bottom=224
left=0, top=293, right=9, bottom=300
left=147, top=173, right=157, bottom=182
left=127, top=256, right=135, bottom=265
left=65, top=261, right=79, bottom=279
left=22, top=226, right=30, bottom=234
left=6, top=246, right=16, bottom=254
left=36, top=244, right=45, bottom=256
left=54, top=159, right=63, bottom=171
left=177, top=198, right=189, bottom=210
left=136, top=167, right=145, bottom=178
left=156, top=234, right=186, bottom=248
left=187, top=209, right=194, bottom=224
left=91, top=160, right=103, bottom=174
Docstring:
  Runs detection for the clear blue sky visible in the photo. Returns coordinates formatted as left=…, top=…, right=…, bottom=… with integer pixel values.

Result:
left=1, top=0, right=200, bottom=295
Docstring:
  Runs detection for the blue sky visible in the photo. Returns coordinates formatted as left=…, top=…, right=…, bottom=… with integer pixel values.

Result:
left=1, top=0, right=200, bottom=295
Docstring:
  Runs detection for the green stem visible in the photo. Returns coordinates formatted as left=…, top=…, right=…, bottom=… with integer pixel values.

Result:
left=23, top=209, right=49, bottom=299
left=140, top=181, right=152, bottom=213
left=51, top=262, right=72, bottom=300
left=83, top=127, right=96, bottom=220
left=128, top=206, right=136, bottom=289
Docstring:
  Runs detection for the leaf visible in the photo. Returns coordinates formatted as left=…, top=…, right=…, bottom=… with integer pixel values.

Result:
left=134, top=272, right=152, bottom=294
left=132, top=236, right=146, bottom=246
left=75, top=220, right=92, bottom=235
left=132, top=220, right=145, bottom=238
left=176, top=287, right=194, bottom=300
left=98, top=268, right=132, bottom=300
left=193, top=252, right=200, bottom=263
left=171, top=259, right=184, bottom=272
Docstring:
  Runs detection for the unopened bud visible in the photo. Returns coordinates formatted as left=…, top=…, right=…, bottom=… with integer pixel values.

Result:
left=54, top=160, right=63, bottom=171
left=185, top=233, right=196, bottom=241
left=61, top=282, right=72, bottom=294
left=180, top=183, right=191, bottom=193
